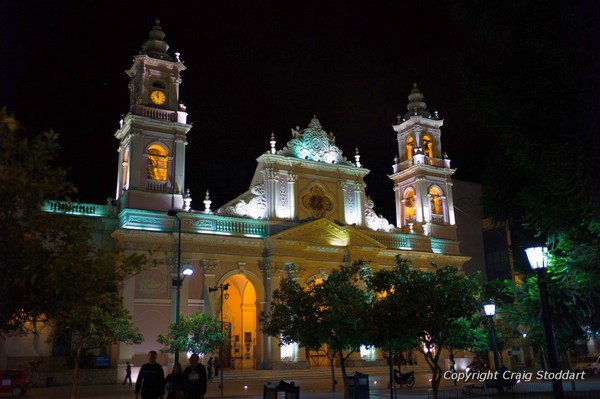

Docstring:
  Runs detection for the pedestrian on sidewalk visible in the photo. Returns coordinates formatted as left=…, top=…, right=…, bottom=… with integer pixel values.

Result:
left=182, top=353, right=207, bottom=399
left=206, top=356, right=213, bottom=381
left=123, top=361, right=132, bottom=386
left=135, top=351, right=165, bottom=399
left=214, top=356, right=220, bottom=377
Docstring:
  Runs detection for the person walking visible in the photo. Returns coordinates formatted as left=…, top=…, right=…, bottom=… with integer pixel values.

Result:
left=206, top=356, right=213, bottom=381
left=213, top=356, right=220, bottom=377
left=135, top=351, right=165, bottom=399
left=123, top=361, right=132, bottom=386
left=182, top=353, right=207, bottom=399
left=165, top=363, right=184, bottom=399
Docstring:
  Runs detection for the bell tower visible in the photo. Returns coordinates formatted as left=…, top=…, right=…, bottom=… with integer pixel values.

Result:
left=114, top=20, right=191, bottom=211
left=389, top=84, right=457, bottom=239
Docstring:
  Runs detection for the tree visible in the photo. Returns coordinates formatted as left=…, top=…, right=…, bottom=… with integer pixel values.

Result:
left=0, top=110, right=148, bottom=399
left=454, top=0, right=600, bottom=343
left=260, top=262, right=371, bottom=397
left=0, top=108, right=74, bottom=334
left=368, top=257, right=482, bottom=399
left=40, top=219, right=146, bottom=399
left=157, top=312, right=228, bottom=356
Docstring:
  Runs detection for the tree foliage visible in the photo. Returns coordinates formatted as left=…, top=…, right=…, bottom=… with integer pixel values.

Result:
left=0, top=108, right=75, bottom=334
left=1, top=110, right=148, bottom=398
left=260, top=262, right=371, bottom=395
left=367, top=257, right=482, bottom=399
left=157, top=312, right=227, bottom=355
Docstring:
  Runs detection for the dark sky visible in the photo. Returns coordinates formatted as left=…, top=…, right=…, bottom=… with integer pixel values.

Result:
left=2, top=1, right=486, bottom=220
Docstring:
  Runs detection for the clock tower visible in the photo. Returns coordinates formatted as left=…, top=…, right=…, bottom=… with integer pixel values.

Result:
left=390, top=84, right=457, bottom=239
left=114, top=20, right=192, bottom=211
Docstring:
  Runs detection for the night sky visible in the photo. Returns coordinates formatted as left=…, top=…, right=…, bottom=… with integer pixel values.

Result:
left=3, top=1, right=491, bottom=219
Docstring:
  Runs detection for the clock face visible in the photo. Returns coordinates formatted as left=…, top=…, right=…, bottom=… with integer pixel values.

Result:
left=150, top=90, right=166, bottom=105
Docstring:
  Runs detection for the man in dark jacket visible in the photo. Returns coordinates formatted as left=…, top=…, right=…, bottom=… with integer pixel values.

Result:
left=135, top=351, right=165, bottom=399
left=182, top=353, right=207, bottom=399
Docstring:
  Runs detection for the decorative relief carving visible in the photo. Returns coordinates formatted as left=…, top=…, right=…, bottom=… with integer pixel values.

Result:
left=364, top=196, right=394, bottom=232
left=261, top=261, right=285, bottom=278
left=185, top=218, right=214, bottom=230
left=202, top=259, right=219, bottom=273
left=346, top=183, right=355, bottom=213
left=222, top=182, right=267, bottom=219
left=278, top=174, right=288, bottom=209
left=286, top=263, right=306, bottom=280
left=302, top=185, right=333, bottom=218
left=278, top=116, right=353, bottom=165
left=266, top=169, right=279, bottom=181
left=287, top=173, right=298, bottom=182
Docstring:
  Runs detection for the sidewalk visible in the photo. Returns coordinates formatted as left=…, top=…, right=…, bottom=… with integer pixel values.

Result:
left=24, top=370, right=600, bottom=399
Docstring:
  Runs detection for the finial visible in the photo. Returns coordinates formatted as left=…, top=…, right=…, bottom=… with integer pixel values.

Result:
left=397, top=113, right=402, bottom=124
left=175, top=52, right=181, bottom=62
left=183, top=188, right=192, bottom=211
left=204, top=190, right=212, bottom=214
left=155, top=19, right=161, bottom=26
left=354, top=146, right=362, bottom=168
left=270, top=131, right=276, bottom=154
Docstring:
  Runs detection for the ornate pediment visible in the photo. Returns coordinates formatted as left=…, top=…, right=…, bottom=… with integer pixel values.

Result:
left=271, top=218, right=386, bottom=248
left=278, top=116, right=353, bottom=166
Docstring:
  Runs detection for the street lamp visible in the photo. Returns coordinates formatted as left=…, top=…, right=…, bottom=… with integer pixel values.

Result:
left=209, top=282, right=230, bottom=397
left=168, top=210, right=194, bottom=364
left=525, top=246, right=564, bottom=399
left=484, top=301, right=503, bottom=394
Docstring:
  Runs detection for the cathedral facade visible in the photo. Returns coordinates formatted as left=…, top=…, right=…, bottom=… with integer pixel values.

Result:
left=6, top=21, right=472, bottom=372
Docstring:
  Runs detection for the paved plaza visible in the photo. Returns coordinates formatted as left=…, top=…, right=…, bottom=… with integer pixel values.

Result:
left=19, top=368, right=600, bottom=399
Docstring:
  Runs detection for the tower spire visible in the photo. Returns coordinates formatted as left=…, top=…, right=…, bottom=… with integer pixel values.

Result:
left=404, top=83, right=430, bottom=119
left=141, top=19, right=174, bottom=61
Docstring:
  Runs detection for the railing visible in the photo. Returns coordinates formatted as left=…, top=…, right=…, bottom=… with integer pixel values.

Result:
left=214, top=218, right=268, bottom=236
left=147, top=181, right=167, bottom=192
left=365, top=231, right=431, bottom=251
left=431, top=214, right=444, bottom=224
left=43, top=201, right=106, bottom=217
left=133, top=105, right=176, bottom=122
left=392, top=156, right=451, bottom=173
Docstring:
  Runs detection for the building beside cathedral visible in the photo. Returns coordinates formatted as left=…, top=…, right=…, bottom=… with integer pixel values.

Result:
left=2, top=21, right=482, bottom=374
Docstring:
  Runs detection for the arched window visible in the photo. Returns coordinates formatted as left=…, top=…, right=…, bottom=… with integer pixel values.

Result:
left=404, top=188, right=416, bottom=220
left=406, top=137, right=415, bottom=160
left=122, top=147, right=130, bottom=188
left=147, top=144, right=168, bottom=181
left=422, top=135, right=433, bottom=157
left=429, top=186, right=443, bottom=216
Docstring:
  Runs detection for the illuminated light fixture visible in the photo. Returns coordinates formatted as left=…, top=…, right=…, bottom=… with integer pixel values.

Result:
left=182, top=267, right=194, bottom=276
left=525, top=246, right=564, bottom=399
left=484, top=300, right=502, bottom=393
left=209, top=282, right=230, bottom=397
left=483, top=303, right=496, bottom=317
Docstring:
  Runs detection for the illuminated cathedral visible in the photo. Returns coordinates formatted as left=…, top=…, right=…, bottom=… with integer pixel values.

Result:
left=7, top=21, right=478, bottom=374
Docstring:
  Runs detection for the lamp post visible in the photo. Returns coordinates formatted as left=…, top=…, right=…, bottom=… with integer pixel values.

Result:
left=525, top=246, right=564, bottom=399
left=209, top=282, right=230, bottom=397
left=168, top=210, right=194, bottom=364
left=484, top=302, right=503, bottom=394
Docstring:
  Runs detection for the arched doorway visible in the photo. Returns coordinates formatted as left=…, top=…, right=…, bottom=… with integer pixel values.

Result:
left=221, top=274, right=257, bottom=369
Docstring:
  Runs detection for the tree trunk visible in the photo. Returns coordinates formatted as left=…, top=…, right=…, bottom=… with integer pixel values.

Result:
left=329, top=355, right=337, bottom=392
left=70, top=338, right=84, bottom=399
left=338, top=350, right=349, bottom=399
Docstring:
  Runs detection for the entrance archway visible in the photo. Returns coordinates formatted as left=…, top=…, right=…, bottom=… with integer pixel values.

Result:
left=221, top=274, right=257, bottom=369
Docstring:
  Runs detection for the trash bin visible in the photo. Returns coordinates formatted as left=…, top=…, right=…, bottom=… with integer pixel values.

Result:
left=263, top=380, right=300, bottom=399
left=346, top=371, right=369, bottom=399
left=46, top=377, right=53, bottom=387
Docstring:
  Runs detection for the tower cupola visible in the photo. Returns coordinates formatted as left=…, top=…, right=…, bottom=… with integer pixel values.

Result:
left=141, top=20, right=174, bottom=61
